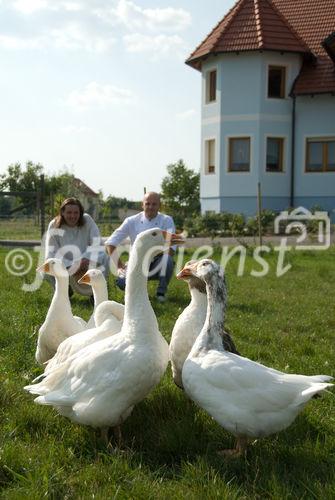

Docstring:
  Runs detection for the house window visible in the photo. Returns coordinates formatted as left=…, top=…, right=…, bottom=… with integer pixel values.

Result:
left=206, top=69, right=217, bottom=103
left=266, top=138, right=284, bottom=172
left=268, top=66, right=286, bottom=98
left=306, top=138, right=335, bottom=172
left=229, top=137, right=250, bottom=172
left=205, top=139, right=215, bottom=174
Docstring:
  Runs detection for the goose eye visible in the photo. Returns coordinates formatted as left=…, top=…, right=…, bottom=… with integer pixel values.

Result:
left=152, top=231, right=157, bottom=236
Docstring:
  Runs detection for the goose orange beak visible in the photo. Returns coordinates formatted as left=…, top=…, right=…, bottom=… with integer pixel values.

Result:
left=177, top=261, right=198, bottom=280
left=162, top=231, right=185, bottom=245
left=177, top=268, right=192, bottom=280
left=37, top=262, right=49, bottom=273
left=78, top=273, right=91, bottom=285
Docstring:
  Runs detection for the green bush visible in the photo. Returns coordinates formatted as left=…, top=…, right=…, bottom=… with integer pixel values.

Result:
left=184, top=210, right=277, bottom=237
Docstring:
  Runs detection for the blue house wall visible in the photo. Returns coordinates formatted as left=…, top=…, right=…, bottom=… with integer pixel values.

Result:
left=200, top=51, right=335, bottom=220
left=294, top=94, right=335, bottom=218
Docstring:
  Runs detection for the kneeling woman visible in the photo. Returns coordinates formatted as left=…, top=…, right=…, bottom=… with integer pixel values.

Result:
left=44, top=197, right=109, bottom=297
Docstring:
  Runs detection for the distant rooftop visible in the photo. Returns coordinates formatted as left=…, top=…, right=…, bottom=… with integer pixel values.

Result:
left=73, top=178, right=98, bottom=197
left=186, top=0, right=335, bottom=95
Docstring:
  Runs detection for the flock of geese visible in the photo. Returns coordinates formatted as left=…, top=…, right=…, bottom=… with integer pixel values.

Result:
left=24, top=228, right=333, bottom=457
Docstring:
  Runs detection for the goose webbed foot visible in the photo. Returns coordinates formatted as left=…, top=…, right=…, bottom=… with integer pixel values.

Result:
left=217, top=436, right=248, bottom=458
left=113, top=425, right=122, bottom=448
left=97, top=426, right=123, bottom=454
left=99, top=426, right=112, bottom=451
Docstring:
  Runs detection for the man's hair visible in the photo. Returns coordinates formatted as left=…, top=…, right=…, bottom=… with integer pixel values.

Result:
left=54, top=197, right=85, bottom=228
left=143, top=191, right=160, bottom=202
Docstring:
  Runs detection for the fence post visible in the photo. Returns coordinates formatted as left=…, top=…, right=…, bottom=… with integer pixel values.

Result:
left=36, top=191, right=40, bottom=225
left=50, top=191, right=54, bottom=218
left=40, top=174, right=45, bottom=239
left=257, top=182, right=262, bottom=247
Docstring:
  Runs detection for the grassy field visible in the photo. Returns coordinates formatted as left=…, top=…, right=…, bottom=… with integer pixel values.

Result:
left=0, top=219, right=166, bottom=242
left=0, top=246, right=334, bottom=499
left=0, top=219, right=121, bottom=241
left=0, top=219, right=41, bottom=240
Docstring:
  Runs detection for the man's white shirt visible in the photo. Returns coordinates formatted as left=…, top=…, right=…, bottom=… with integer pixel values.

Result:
left=105, top=211, right=176, bottom=247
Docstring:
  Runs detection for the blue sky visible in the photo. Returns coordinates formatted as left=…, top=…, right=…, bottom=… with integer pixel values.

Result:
left=0, top=0, right=235, bottom=200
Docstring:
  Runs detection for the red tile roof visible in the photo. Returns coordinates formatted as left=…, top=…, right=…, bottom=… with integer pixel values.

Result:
left=274, top=0, right=335, bottom=94
left=186, top=0, right=335, bottom=95
left=73, top=178, right=98, bottom=197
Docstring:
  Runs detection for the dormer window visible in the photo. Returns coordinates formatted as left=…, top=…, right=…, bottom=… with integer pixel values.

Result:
left=268, top=66, right=286, bottom=99
left=206, top=69, right=217, bottom=103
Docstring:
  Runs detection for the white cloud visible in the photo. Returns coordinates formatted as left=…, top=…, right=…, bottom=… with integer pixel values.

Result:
left=13, top=0, right=48, bottom=14
left=0, top=27, right=114, bottom=53
left=0, top=34, right=42, bottom=49
left=176, top=109, right=197, bottom=120
left=61, top=125, right=91, bottom=133
left=112, top=0, right=191, bottom=32
left=123, top=33, right=186, bottom=58
left=50, top=24, right=115, bottom=52
left=64, top=82, right=136, bottom=110
left=12, top=0, right=88, bottom=14
left=1, top=0, right=191, bottom=55
left=61, top=2, right=83, bottom=12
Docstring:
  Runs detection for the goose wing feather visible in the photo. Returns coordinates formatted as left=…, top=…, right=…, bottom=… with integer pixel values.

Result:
left=183, top=351, right=332, bottom=437
left=220, top=327, right=239, bottom=355
left=43, top=317, right=121, bottom=373
left=26, top=331, right=168, bottom=427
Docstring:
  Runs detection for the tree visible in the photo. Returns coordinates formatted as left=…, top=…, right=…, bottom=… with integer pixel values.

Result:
left=0, top=161, right=44, bottom=194
left=0, top=162, right=78, bottom=217
left=48, top=171, right=78, bottom=213
left=161, top=159, right=200, bottom=227
left=0, top=195, right=13, bottom=215
left=100, top=195, right=142, bottom=220
left=0, top=161, right=46, bottom=216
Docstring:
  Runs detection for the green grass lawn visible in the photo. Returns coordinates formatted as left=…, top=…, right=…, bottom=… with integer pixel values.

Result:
left=0, top=246, right=334, bottom=499
left=0, top=219, right=41, bottom=240
left=0, top=219, right=121, bottom=241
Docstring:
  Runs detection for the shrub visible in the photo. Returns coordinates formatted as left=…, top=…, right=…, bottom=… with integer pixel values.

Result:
left=183, top=210, right=277, bottom=237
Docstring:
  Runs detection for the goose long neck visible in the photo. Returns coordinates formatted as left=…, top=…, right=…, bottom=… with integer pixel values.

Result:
left=50, top=274, right=72, bottom=313
left=189, top=285, right=207, bottom=308
left=123, top=243, right=156, bottom=330
left=92, top=282, right=108, bottom=308
left=194, top=277, right=227, bottom=352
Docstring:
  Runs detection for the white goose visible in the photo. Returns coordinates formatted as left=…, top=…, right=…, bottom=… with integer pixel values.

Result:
left=36, top=258, right=86, bottom=364
left=25, top=228, right=183, bottom=447
left=182, top=259, right=333, bottom=456
left=78, top=269, right=125, bottom=328
left=170, top=260, right=239, bottom=389
left=33, top=300, right=123, bottom=382
left=78, top=269, right=108, bottom=328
